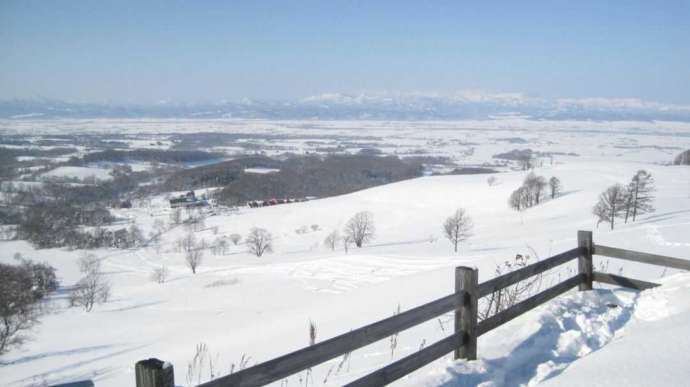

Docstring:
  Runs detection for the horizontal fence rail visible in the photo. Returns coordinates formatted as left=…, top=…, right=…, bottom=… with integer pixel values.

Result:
left=344, top=331, right=465, bottom=387
left=477, top=247, right=583, bottom=298
left=594, top=244, right=690, bottom=271
left=477, top=274, right=584, bottom=336
left=592, top=271, right=659, bottom=290
left=137, top=231, right=690, bottom=387
left=198, top=292, right=465, bottom=387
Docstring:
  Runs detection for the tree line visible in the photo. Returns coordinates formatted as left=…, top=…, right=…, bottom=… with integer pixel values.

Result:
left=508, top=172, right=562, bottom=211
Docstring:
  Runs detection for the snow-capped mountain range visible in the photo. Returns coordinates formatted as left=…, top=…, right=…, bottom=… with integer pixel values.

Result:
left=2, top=92, right=690, bottom=121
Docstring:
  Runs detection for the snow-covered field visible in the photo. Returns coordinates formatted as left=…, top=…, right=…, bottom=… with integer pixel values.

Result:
left=1, top=119, right=690, bottom=387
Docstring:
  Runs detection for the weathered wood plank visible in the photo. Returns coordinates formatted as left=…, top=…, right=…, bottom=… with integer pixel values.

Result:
left=455, top=267, right=478, bottom=360
left=592, top=271, right=659, bottom=290
left=477, top=247, right=582, bottom=298
left=578, top=230, right=594, bottom=291
left=594, top=244, right=690, bottom=271
left=48, top=382, right=95, bottom=387
left=477, top=274, right=583, bottom=336
left=198, top=292, right=464, bottom=387
left=344, top=332, right=464, bottom=387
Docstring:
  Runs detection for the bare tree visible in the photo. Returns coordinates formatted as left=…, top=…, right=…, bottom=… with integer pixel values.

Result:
left=343, top=235, right=352, bottom=254
left=246, top=227, right=273, bottom=257
left=625, top=170, right=655, bottom=222
left=70, top=256, right=110, bottom=312
left=229, top=233, right=242, bottom=245
left=487, top=176, right=497, bottom=186
left=442, top=208, right=473, bottom=253
left=534, top=176, right=547, bottom=204
left=592, top=200, right=609, bottom=228
left=517, top=154, right=533, bottom=170
left=0, top=263, right=40, bottom=354
left=180, top=233, right=204, bottom=274
left=508, top=186, right=527, bottom=211
left=593, top=184, right=627, bottom=230
left=548, top=176, right=562, bottom=199
left=344, top=211, right=375, bottom=248
left=523, top=173, right=547, bottom=205
left=324, top=230, right=340, bottom=251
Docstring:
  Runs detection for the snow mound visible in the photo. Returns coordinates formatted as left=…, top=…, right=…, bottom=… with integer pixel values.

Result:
left=408, top=273, right=690, bottom=387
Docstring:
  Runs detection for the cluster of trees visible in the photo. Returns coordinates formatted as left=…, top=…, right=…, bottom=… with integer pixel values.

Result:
left=161, top=156, right=281, bottom=192
left=67, top=225, right=145, bottom=250
left=323, top=211, right=377, bottom=252
left=508, top=173, right=562, bottom=211
left=17, top=200, right=143, bottom=249
left=593, top=170, right=655, bottom=229
left=211, top=154, right=423, bottom=206
left=1, top=256, right=58, bottom=354
left=73, top=149, right=223, bottom=165
left=323, top=209, right=474, bottom=254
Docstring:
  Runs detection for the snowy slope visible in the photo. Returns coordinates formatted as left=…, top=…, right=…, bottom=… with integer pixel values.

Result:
left=1, top=132, right=690, bottom=386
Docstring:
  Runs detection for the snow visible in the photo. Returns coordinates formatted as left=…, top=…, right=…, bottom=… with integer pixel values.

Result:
left=408, top=273, right=690, bottom=387
left=1, top=120, right=690, bottom=386
left=539, top=273, right=690, bottom=387
left=41, top=166, right=113, bottom=181
left=244, top=167, right=281, bottom=174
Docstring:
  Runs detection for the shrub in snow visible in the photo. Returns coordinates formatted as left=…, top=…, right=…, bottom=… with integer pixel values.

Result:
left=229, top=233, right=242, bottom=245
left=344, top=211, right=375, bottom=248
left=151, top=265, right=169, bottom=284
left=246, top=227, right=273, bottom=257
left=204, top=278, right=239, bottom=288
left=479, top=253, right=543, bottom=321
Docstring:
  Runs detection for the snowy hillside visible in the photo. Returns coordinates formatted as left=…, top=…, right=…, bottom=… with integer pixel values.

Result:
left=1, top=124, right=690, bottom=386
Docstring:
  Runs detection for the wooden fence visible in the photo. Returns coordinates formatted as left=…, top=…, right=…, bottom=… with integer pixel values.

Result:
left=135, top=230, right=690, bottom=387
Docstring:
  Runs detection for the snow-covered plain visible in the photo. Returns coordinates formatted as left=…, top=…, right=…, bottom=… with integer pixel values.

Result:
left=1, top=119, right=690, bottom=387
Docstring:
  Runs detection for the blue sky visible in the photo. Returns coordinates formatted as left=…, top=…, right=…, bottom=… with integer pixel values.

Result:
left=1, top=1, right=689, bottom=104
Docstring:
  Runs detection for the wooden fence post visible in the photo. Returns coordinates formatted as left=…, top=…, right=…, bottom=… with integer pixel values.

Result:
left=135, top=358, right=174, bottom=387
left=454, top=266, right=478, bottom=360
left=578, top=230, right=593, bottom=291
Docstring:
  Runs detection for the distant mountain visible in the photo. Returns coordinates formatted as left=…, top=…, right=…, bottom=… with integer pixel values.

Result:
left=2, top=93, right=690, bottom=121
